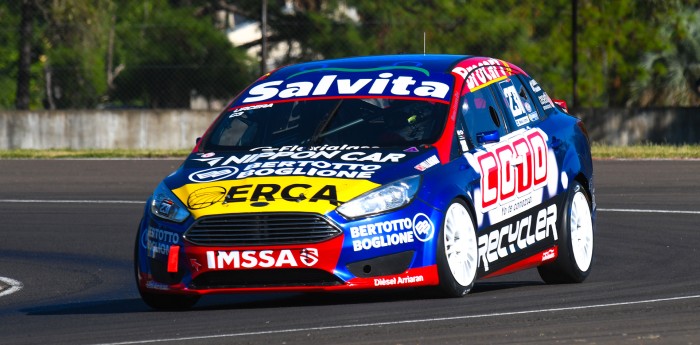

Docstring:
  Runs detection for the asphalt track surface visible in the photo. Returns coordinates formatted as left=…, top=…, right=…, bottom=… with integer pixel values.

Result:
left=1, top=159, right=699, bottom=344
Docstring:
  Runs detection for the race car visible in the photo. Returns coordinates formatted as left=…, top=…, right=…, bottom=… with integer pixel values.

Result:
left=135, top=54, right=595, bottom=309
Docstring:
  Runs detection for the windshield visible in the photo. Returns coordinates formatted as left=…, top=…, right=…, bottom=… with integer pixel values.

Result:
left=203, top=98, right=449, bottom=150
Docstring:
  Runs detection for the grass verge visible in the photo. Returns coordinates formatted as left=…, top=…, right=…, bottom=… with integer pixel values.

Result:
left=591, top=143, right=700, bottom=159
left=1, top=144, right=700, bottom=159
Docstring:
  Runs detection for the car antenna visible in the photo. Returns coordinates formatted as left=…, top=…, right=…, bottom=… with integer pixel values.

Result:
left=423, top=32, right=426, bottom=55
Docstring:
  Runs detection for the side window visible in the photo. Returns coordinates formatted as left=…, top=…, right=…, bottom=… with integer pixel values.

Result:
left=494, top=76, right=540, bottom=129
left=518, top=75, right=555, bottom=118
left=460, top=86, right=508, bottom=147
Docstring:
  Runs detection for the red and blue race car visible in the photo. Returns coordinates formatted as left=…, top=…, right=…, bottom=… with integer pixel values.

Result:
left=135, top=54, right=595, bottom=309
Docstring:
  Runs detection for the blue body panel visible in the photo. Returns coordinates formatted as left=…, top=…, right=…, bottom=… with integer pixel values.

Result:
left=135, top=54, right=594, bottom=296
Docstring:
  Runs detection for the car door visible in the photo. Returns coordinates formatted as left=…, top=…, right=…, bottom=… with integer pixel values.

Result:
left=458, top=67, right=561, bottom=276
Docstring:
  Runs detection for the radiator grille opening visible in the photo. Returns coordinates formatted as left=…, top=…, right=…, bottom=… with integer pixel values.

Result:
left=185, top=213, right=341, bottom=246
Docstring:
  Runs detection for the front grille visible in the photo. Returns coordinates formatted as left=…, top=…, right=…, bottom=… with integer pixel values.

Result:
left=190, top=269, right=343, bottom=289
left=185, top=213, right=341, bottom=246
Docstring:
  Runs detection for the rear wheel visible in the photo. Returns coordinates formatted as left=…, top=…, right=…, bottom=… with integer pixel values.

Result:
left=134, top=229, right=200, bottom=310
left=538, top=182, right=594, bottom=283
left=436, top=199, right=478, bottom=297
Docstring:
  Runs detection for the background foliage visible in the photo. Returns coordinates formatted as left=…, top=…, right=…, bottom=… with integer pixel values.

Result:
left=1, top=0, right=699, bottom=109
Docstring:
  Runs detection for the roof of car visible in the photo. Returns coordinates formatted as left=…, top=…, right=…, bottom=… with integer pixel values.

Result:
left=269, top=54, right=472, bottom=79
left=230, top=54, right=528, bottom=107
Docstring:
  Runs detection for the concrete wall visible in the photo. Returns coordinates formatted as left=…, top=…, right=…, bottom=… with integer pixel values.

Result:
left=1, top=108, right=698, bottom=150
left=0, top=110, right=218, bottom=150
left=575, top=107, right=700, bottom=145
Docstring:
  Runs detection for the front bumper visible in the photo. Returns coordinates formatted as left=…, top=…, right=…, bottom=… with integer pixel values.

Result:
left=136, top=200, right=443, bottom=295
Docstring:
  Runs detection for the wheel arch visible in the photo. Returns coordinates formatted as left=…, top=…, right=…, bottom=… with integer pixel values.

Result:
left=573, top=172, right=594, bottom=209
left=433, top=194, right=480, bottom=297
left=573, top=171, right=588, bottom=194
left=452, top=194, right=477, bottom=220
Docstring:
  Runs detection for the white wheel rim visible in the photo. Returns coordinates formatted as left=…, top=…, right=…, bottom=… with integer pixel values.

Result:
left=570, top=192, right=594, bottom=272
left=443, top=203, right=478, bottom=286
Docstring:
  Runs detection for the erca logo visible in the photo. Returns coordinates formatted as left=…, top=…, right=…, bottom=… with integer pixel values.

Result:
left=189, top=166, right=239, bottom=183
left=225, top=183, right=339, bottom=206
left=476, top=128, right=548, bottom=212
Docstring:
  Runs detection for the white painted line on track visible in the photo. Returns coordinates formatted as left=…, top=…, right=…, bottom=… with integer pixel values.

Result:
left=0, top=277, right=23, bottom=297
left=0, top=200, right=698, bottom=215
left=93, top=294, right=700, bottom=345
left=598, top=208, right=700, bottom=215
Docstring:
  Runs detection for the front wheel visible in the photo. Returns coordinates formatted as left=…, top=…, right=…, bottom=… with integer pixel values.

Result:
left=134, top=229, right=200, bottom=310
left=436, top=199, right=479, bottom=297
left=538, top=182, right=594, bottom=284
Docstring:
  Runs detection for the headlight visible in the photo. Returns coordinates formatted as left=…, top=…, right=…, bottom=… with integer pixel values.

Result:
left=337, top=175, right=421, bottom=219
left=150, top=182, right=190, bottom=222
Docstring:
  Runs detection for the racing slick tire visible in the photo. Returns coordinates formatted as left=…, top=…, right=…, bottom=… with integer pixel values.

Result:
left=538, top=182, right=594, bottom=284
left=134, top=232, right=200, bottom=310
left=436, top=199, right=479, bottom=297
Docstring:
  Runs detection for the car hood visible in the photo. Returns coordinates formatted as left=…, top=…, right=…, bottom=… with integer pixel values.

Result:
left=164, top=146, right=442, bottom=218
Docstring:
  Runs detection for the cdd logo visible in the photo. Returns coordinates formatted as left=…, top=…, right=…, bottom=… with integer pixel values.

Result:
left=476, top=128, right=548, bottom=212
left=412, top=213, right=434, bottom=242
left=188, top=166, right=239, bottom=183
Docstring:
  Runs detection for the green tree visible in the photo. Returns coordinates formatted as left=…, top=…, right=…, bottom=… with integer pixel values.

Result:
left=41, top=0, right=113, bottom=109
left=503, top=1, right=573, bottom=103
left=629, top=4, right=700, bottom=106
left=110, top=1, right=254, bottom=108
left=1, top=1, right=44, bottom=109
left=230, top=0, right=366, bottom=70
left=235, top=0, right=535, bottom=66
left=351, top=0, right=532, bottom=56
left=4, top=0, right=697, bottom=109
left=237, top=0, right=695, bottom=108
left=570, top=1, right=663, bottom=106
left=3, top=0, right=254, bottom=109
left=0, top=2, right=21, bottom=109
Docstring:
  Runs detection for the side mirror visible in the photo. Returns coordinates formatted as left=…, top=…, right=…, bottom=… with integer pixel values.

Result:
left=191, top=137, right=203, bottom=153
left=476, top=130, right=500, bottom=144
left=553, top=99, right=569, bottom=113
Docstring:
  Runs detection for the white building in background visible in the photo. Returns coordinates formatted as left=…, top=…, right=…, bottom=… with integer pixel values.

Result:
left=191, top=1, right=358, bottom=109
left=225, top=14, right=302, bottom=74
left=191, top=4, right=294, bottom=109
